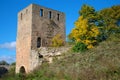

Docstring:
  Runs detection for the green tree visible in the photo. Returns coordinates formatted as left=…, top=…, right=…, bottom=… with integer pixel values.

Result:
left=68, top=5, right=100, bottom=51
left=69, top=16, right=99, bottom=49
left=99, top=5, right=120, bottom=36
left=0, top=60, right=9, bottom=65
left=68, top=5, right=120, bottom=52
left=79, top=4, right=99, bottom=24
left=80, top=5, right=120, bottom=41
left=11, top=62, right=16, bottom=66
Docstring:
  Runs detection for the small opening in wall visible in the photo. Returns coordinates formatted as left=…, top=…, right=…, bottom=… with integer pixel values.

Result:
left=40, top=9, right=43, bottom=17
left=57, top=14, right=60, bottom=21
left=26, top=9, right=28, bottom=14
left=37, top=37, right=41, bottom=48
left=48, top=11, right=52, bottom=19
left=21, top=13, right=23, bottom=20
left=38, top=53, right=43, bottom=58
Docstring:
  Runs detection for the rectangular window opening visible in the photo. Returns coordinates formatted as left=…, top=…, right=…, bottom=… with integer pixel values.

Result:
left=48, top=11, right=52, bottom=19
left=37, top=37, right=41, bottom=48
left=40, top=9, right=43, bottom=17
left=26, top=9, right=28, bottom=14
left=57, top=14, right=60, bottom=21
left=21, top=13, right=23, bottom=20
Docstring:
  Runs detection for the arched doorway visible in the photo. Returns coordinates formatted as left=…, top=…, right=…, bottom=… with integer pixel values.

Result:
left=19, top=66, right=26, bottom=74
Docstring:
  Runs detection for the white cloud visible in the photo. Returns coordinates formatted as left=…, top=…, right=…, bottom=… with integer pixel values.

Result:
left=0, top=41, right=16, bottom=50
left=0, top=55, right=16, bottom=64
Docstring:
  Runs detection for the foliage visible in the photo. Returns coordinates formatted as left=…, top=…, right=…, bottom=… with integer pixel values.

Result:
left=0, top=65, right=15, bottom=80
left=68, top=5, right=120, bottom=52
left=72, top=42, right=87, bottom=52
left=69, top=16, right=100, bottom=50
left=51, top=34, right=64, bottom=47
left=11, top=62, right=16, bottom=66
left=0, top=60, right=9, bottom=65
left=0, top=67, right=8, bottom=78
left=68, top=5, right=100, bottom=51
left=100, top=5, right=120, bottom=27
left=97, top=5, right=120, bottom=40
left=1, top=4, right=120, bottom=80
left=79, top=4, right=98, bottom=22
left=1, top=33, right=120, bottom=80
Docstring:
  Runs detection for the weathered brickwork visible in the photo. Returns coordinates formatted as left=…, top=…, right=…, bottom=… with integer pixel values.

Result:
left=16, top=4, right=65, bottom=73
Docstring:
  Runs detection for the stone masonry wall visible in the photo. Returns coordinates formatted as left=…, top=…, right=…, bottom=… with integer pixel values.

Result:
left=16, top=4, right=32, bottom=73
left=16, top=4, right=66, bottom=73
left=31, top=4, right=65, bottom=49
left=30, top=47, right=70, bottom=71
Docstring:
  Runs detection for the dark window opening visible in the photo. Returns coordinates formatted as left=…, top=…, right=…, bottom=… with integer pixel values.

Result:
left=26, top=9, right=28, bottom=14
left=57, top=14, right=60, bottom=21
left=37, top=37, right=41, bottom=48
left=20, top=66, right=26, bottom=74
left=21, top=13, right=23, bottom=20
left=40, top=9, right=43, bottom=17
left=38, top=53, right=43, bottom=58
left=48, top=11, right=52, bottom=19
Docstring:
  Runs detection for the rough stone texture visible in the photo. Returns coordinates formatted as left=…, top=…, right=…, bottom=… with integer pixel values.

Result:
left=30, top=47, right=70, bottom=70
left=0, top=65, right=10, bottom=70
left=31, top=4, right=65, bottom=49
left=16, top=4, right=65, bottom=73
left=16, top=4, right=32, bottom=73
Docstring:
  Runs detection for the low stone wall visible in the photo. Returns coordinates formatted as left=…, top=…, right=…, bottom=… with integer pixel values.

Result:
left=38, top=47, right=70, bottom=63
left=0, top=65, right=10, bottom=77
left=30, top=47, right=70, bottom=71
left=0, top=65, right=10, bottom=70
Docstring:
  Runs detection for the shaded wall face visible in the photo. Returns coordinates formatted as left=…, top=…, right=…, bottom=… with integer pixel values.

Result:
left=31, top=5, right=65, bottom=49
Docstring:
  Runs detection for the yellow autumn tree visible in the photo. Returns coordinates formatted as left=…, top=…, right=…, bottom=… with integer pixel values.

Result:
left=51, top=34, right=64, bottom=47
left=69, top=16, right=99, bottom=49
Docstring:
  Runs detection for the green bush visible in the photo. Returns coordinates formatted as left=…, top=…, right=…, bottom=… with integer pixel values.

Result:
left=72, top=42, right=87, bottom=52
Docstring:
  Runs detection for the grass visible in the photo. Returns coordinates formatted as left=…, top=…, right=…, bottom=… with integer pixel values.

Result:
left=1, top=33, right=120, bottom=80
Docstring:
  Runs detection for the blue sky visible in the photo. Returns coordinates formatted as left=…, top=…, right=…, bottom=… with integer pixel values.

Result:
left=0, top=0, right=120, bottom=63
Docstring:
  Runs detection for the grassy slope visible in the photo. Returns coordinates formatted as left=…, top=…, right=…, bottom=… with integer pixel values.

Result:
left=1, top=34, right=120, bottom=80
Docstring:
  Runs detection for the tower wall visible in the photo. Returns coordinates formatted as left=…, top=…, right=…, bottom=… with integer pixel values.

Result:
left=31, top=4, right=65, bottom=49
left=16, top=4, right=65, bottom=73
left=16, top=5, right=32, bottom=73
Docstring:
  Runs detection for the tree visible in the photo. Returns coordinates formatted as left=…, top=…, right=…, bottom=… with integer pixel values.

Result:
left=68, top=5, right=100, bottom=50
left=69, top=16, right=99, bottom=49
left=11, top=62, right=16, bottom=66
left=68, top=5, right=120, bottom=52
left=99, top=5, right=120, bottom=35
left=0, top=60, right=9, bottom=65
left=79, top=4, right=99, bottom=24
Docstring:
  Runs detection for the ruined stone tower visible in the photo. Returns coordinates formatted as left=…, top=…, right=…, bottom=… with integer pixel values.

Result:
left=16, top=4, right=65, bottom=73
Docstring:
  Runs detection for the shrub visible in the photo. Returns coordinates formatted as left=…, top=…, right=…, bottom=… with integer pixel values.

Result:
left=51, top=34, right=64, bottom=47
left=72, top=42, right=87, bottom=52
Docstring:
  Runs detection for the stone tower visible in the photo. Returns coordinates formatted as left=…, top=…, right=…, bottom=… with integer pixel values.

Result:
left=16, top=4, right=65, bottom=73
